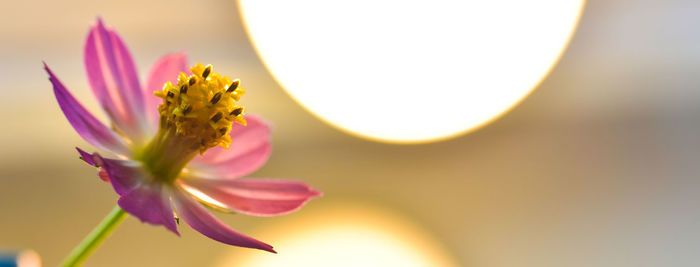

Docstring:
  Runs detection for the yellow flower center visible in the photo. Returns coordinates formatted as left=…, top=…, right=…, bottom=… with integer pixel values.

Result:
left=139, top=63, right=246, bottom=182
left=153, top=63, right=246, bottom=152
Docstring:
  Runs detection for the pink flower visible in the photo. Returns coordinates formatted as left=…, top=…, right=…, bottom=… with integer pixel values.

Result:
left=44, top=18, right=320, bottom=253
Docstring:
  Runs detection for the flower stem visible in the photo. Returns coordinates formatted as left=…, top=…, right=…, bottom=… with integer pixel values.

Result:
left=60, top=205, right=127, bottom=267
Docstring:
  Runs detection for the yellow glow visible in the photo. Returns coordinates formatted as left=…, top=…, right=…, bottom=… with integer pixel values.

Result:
left=216, top=202, right=458, bottom=267
left=237, top=0, right=585, bottom=143
left=180, top=183, right=228, bottom=209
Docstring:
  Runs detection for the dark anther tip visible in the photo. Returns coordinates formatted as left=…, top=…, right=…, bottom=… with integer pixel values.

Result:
left=180, top=84, right=188, bottom=94
left=183, top=105, right=192, bottom=115
left=227, top=79, right=240, bottom=93
left=202, top=65, right=212, bottom=79
left=229, top=107, right=244, bottom=116
left=210, top=92, right=223, bottom=104
left=219, top=128, right=227, bottom=135
left=189, top=77, right=196, bottom=86
left=211, top=112, right=223, bottom=123
left=166, top=91, right=175, bottom=98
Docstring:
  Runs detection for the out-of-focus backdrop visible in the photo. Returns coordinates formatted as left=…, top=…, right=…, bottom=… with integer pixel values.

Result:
left=1, top=0, right=700, bottom=266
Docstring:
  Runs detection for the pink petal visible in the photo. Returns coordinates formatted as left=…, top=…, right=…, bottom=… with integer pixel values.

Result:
left=76, top=148, right=140, bottom=196
left=45, top=63, right=129, bottom=155
left=188, top=115, right=272, bottom=179
left=77, top=148, right=178, bottom=234
left=84, top=18, right=147, bottom=142
left=180, top=178, right=321, bottom=217
left=144, top=53, right=189, bottom=132
left=118, top=183, right=179, bottom=235
left=172, top=187, right=276, bottom=253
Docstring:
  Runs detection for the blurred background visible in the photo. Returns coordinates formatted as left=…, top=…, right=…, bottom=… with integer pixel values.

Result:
left=1, top=0, right=700, bottom=266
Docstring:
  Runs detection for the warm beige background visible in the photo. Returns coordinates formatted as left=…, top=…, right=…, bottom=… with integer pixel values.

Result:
left=1, top=0, right=700, bottom=266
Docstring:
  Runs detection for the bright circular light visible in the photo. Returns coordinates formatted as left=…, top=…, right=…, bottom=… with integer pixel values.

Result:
left=216, top=202, right=458, bottom=267
left=238, top=0, right=585, bottom=143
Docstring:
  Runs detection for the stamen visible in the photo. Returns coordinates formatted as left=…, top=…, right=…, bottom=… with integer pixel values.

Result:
left=211, top=112, right=223, bottom=123
left=154, top=63, right=246, bottom=153
left=230, top=107, right=243, bottom=116
left=202, top=65, right=212, bottom=79
left=210, top=92, right=222, bottom=104
left=227, top=80, right=240, bottom=93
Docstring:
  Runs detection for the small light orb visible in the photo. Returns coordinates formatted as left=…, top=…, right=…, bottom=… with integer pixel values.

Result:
left=238, top=0, right=585, bottom=143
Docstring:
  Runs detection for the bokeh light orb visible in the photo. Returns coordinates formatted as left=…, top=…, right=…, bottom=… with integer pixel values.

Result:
left=238, top=0, right=585, bottom=143
left=216, top=202, right=458, bottom=267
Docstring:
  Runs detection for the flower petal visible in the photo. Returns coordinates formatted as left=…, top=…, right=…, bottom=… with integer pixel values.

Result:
left=172, top=187, right=275, bottom=253
left=75, top=148, right=141, bottom=196
left=144, top=53, right=189, bottom=132
left=77, top=148, right=178, bottom=234
left=118, top=183, right=179, bottom=235
left=84, top=18, right=147, bottom=142
left=76, top=147, right=97, bottom=166
left=45, top=64, right=129, bottom=155
left=188, top=115, right=272, bottom=179
left=180, top=178, right=321, bottom=217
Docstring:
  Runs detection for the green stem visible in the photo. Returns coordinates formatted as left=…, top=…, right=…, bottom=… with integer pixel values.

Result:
left=60, top=205, right=127, bottom=267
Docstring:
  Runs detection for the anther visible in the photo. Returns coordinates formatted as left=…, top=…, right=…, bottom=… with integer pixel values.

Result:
left=211, top=112, right=223, bottom=123
left=183, top=105, right=192, bottom=115
left=202, top=65, right=212, bottom=79
left=180, top=84, right=188, bottom=94
left=166, top=91, right=175, bottom=98
left=189, top=77, right=196, bottom=86
left=219, top=128, right=227, bottom=135
left=229, top=107, right=243, bottom=116
left=227, top=79, right=240, bottom=93
left=210, top=92, right=222, bottom=104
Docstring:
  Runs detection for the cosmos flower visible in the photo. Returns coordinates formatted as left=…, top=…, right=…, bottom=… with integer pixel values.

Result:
left=44, top=18, right=320, bottom=253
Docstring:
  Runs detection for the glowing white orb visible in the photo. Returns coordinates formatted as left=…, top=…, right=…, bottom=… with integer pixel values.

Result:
left=238, top=0, right=584, bottom=143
